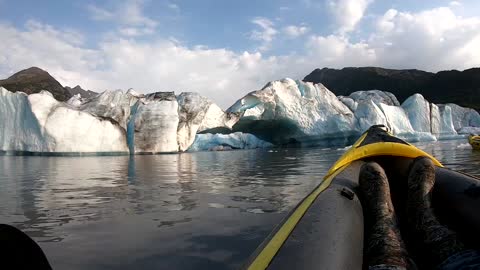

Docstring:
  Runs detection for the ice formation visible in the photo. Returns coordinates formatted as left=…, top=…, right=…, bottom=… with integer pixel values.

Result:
left=0, top=87, right=47, bottom=152
left=348, top=90, right=400, bottom=106
left=79, top=90, right=138, bottom=129
left=0, top=87, right=239, bottom=153
left=2, top=77, right=480, bottom=154
left=0, top=88, right=128, bottom=152
left=188, top=132, right=273, bottom=151
left=446, top=103, right=480, bottom=131
left=129, top=92, right=180, bottom=153
left=228, top=79, right=357, bottom=144
left=176, top=92, right=240, bottom=151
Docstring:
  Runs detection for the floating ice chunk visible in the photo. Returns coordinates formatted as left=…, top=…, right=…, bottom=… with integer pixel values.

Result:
left=457, top=143, right=472, bottom=149
left=188, top=132, right=273, bottom=151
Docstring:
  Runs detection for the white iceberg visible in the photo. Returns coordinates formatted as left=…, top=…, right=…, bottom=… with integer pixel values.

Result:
left=28, top=91, right=129, bottom=152
left=0, top=87, right=128, bottom=153
left=228, top=79, right=357, bottom=144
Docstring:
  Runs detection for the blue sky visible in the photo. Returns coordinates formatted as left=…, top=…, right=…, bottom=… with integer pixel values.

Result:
left=1, top=0, right=480, bottom=107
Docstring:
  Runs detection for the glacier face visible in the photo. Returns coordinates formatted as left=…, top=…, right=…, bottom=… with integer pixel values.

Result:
left=0, top=87, right=129, bottom=153
left=188, top=132, right=273, bottom=151
left=2, top=78, right=480, bottom=154
left=79, top=90, right=138, bottom=129
left=0, top=87, right=238, bottom=153
left=0, top=87, right=47, bottom=152
left=130, top=92, right=180, bottom=153
left=229, top=80, right=479, bottom=145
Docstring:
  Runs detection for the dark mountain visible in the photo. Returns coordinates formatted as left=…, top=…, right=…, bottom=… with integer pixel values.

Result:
left=304, top=67, right=480, bottom=110
left=0, top=67, right=71, bottom=101
left=64, top=85, right=97, bottom=99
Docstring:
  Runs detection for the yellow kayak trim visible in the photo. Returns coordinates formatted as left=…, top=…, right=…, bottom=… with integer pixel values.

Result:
left=324, top=141, right=443, bottom=180
left=246, top=127, right=443, bottom=270
left=246, top=164, right=349, bottom=270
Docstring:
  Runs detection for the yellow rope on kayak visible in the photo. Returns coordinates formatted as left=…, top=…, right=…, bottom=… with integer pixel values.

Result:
left=246, top=164, right=348, bottom=270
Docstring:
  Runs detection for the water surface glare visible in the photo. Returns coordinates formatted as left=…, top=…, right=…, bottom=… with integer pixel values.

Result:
left=0, top=139, right=479, bottom=269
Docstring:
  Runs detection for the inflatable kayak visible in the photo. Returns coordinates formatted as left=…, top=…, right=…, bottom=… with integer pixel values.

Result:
left=469, top=134, right=480, bottom=150
left=244, top=125, right=480, bottom=270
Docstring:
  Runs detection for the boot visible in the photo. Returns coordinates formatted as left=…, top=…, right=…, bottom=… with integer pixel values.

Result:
left=407, top=156, right=465, bottom=267
left=360, top=162, right=410, bottom=268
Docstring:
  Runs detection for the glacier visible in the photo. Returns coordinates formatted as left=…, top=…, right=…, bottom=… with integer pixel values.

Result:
left=1, top=77, right=480, bottom=154
left=0, top=87, right=238, bottom=153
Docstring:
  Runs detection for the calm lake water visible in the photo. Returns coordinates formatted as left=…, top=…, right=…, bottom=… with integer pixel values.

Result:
left=1, top=139, right=479, bottom=269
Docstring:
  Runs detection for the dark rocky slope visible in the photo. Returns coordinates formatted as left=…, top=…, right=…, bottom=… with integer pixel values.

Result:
left=304, top=67, right=480, bottom=110
left=0, top=67, right=72, bottom=101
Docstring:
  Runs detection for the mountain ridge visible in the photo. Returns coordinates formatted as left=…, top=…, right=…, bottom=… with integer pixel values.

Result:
left=304, top=67, right=480, bottom=110
left=0, top=67, right=71, bottom=101
left=0, top=67, right=97, bottom=101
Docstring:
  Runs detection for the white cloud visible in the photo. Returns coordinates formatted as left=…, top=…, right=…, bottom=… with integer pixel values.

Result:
left=3, top=6, right=480, bottom=109
left=327, top=0, right=373, bottom=33
left=87, top=0, right=157, bottom=36
left=450, top=1, right=462, bottom=7
left=167, top=3, right=179, bottom=10
left=368, top=7, right=480, bottom=70
left=307, top=35, right=376, bottom=66
left=0, top=21, right=292, bottom=108
left=283, top=25, right=310, bottom=38
left=249, top=17, right=278, bottom=51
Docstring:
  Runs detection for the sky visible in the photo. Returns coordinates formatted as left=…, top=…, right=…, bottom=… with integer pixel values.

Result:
left=1, top=0, right=480, bottom=108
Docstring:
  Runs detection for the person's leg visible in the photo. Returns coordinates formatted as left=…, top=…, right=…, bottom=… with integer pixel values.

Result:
left=406, top=157, right=480, bottom=269
left=359, top=162, right=411, bottom=270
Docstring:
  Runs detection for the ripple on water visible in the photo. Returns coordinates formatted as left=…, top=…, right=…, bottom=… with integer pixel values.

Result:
left=1, top=141, right=478, bottom=269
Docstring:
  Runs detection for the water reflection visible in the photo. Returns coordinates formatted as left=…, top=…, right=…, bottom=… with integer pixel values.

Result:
left=8, top=143, right=469, bottom=269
